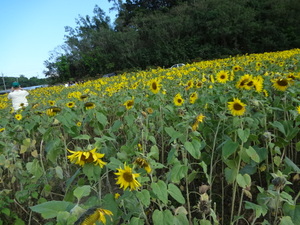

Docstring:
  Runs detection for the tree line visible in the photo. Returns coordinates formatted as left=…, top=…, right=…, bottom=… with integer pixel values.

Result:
left=44, top=0, right=300, bottom=82
left=0, top=75, right=48, bottom=91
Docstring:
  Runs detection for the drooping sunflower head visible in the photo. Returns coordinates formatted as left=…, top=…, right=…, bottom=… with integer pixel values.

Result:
left=227, top=98, right=247, bottom=116
left=272, top=78, right=291, bottom=91
left=80, top=94, right=89, bottom=100
left=115, top=163, right=141, bottom=191
left=67, top=148, right=106, bottom=168
left=173, top=93, right=184, bottom=106
left=134, top=157, right=152, bottom=174
left=46, top=107, right=62, bottom=116
left=124, top=99, right=134, bottom=110
left=84, top=102, right=96, bottom=110
left=216, top=70, right=229, bottom=83
left=75, top=207, right=113, bottom=225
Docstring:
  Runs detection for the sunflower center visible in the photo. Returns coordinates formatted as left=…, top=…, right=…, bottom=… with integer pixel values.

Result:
left=123, top=172, right=134, bottom=182
left=83, top=154, right=94, bottom=163
left=177, top=99, right=182, bottom=103
left=247, top=81, right=253, bottom=86
left=277, top=79, right=288, bottom=86
left=152, top=82, right=157, bottom=90
left=233, top=103, right=243, bottom=111
left=127, top=101, right=133, bottom=107
left=220, top=75, right=225, bottom=79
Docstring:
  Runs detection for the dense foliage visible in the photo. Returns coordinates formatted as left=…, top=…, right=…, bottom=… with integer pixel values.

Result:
left=1, top=49, right=300, bottom=224
left=44, top=0, right=300, bottom=82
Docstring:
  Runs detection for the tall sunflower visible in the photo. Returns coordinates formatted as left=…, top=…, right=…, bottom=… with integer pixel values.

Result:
left=67, top=148, right=107, bottom=168
left=173, top=93, right=184, bottom=106
left=227, top=98, right=247, bottom=116
left=216, top=70, right=229, bottom=83
left=115, top=163, right=141, bottom=191
left=272, top=78, right=290, bottom=91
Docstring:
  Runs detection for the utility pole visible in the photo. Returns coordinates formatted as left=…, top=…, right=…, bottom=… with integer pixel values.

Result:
left=1, top=73, right=6, bottom=90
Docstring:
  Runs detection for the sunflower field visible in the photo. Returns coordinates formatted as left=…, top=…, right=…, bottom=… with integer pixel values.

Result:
left=1, top=48, right=300, bottom=225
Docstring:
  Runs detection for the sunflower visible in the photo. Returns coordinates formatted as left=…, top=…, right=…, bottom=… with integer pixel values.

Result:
left=227, top=98, right=247, bottom=116
left=236, top=74, right=253, bottom=89
left=232, top=65, right=242, bottom=72
left=15, top=114, right=22, bottom=120
left=146, top=107, right=153, bottom=114
left=195, top=81, right=203, bottom=88
left=84, top=102, right=96, bottom=110
left=149, top=79, right=161, bottom=94
left=173, top=93, right=184, bottom=106
left=48, top=100, right=55, bottom=106
left=196, top=113, right=205, bottom=123
left=80, top=94, right=89, bottom=100
left=252, top=76, right=264, bottom=92
left=185, top=79, right=194, bottom=90
left=189, top=92, right=198, bottom=104
left=272, top=78, right=290, bottom=91
left=216, top=70, right=229, bottom=83
left=66, top=102, right=75, bottom=108
left=296, top=106, right=300, bottom=114
left=115, top=163, right=141, bottom=191
left=46, top=107, right=61, bottom=116
left=76, top=121, right=82, bottom=127
left=0, top=128, right=5, bottom=132
left=75, top=207, right=113, bottom=225
left=134, top=157, right=152, bottom=173
left=124, top=99, right=134, bottom=110
left=67, top=148, right=107, bottom=168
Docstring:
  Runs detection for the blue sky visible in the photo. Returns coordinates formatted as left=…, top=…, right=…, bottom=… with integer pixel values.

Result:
left=0, top=0, right=117, bottom=79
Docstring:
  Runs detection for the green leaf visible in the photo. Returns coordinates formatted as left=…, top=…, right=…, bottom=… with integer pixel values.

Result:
left=283, top=203, right=300, bottom=225
left=152, top=209, right=174, bottom=225
left=26, top=159, right=43, bottom=180
left=170, top=163, right=188, bottom=183
left=174, top=213, right=189, bottom=225
left=136, top=190, right=151, bottom=207
left=73, top=185, right=91, bottom=201
left=95, top=112, right=108, bottom=127
left=55, top=166, right=63, bottom=179
left=246, top=146, right=260, bottom=163
left=72, top=134, right=91, bottom=140
left=200, top=219, right=212, bottom=225
left=279, top=216, right=294, bottom=225
left=236, top=174, right=251, bottom=188
left=222, top=139, right=239, bottom=159
left=130, top=217, right=145, bottom=225
left=151, top=180, right=168, bottom=204
left=270, top=121, right=286, bottom=136
left=167, top=183, right=186, bottom=204
left=225, top=167, right=238, bottom=184
left=237, top=128, right=250, bottom=143
left=30, top=201, right=75, bottom=219
left=184, top=140, right=201, bottom=159
left=284, top=157, right=300, bottom=173
left=245, top=201, right=268, bottom=218
left=165, top=127, right=183, bottom=143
